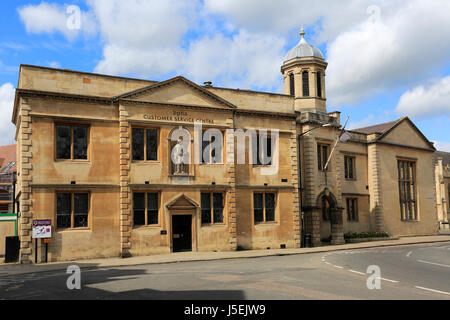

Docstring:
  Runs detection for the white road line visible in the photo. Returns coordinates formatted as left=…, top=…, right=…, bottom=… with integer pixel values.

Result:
left=333, top=265, right=344, bottom=269
left=417, top=260, right=450, bottom=268
left=325, top=262, right=332, bottom=266
left=349, top=270, right=366, bottom=275
left=414, top=286, right=450, bottom=296
left=378, top=277, right=399, bottom=283
left=406, top=251, right=412, bottom=258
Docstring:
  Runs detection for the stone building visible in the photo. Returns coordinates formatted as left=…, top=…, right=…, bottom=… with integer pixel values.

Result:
left=12, top=29, right=438, bottom=263
left=0, top=144, right=16, bottom=214
left=435, top=151, right=450, bottom=229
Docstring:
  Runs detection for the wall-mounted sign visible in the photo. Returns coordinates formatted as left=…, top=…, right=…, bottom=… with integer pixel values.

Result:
left=161, top=230, right=168, bottom=235
left=32, top=220, right=52, bottom=239
left=143, top=110, right=215, bottom=125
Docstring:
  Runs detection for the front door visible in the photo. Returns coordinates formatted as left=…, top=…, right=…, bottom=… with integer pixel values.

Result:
left=172, top=215, right=192, bottom=252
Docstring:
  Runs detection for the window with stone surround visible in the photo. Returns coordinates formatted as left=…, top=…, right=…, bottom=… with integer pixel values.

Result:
left=346, top=198, right=359, bottom=222
left=56, top=192, right=89, bottom=229
left=133, top=192, right=159, bottom=227
left=253, top=132, right=273, bottom=166
left=199, top=130, right=224, bottom=164
left=289, top=73, right=295, bottom=96
left=398, top=160, right=417, bottom=221
left=302, top=71, right=309, bottom=97
left=132, top=128, right=159, bottom=161
left=56, top=124, right=89, bottom=160
left=317, top=144, right=329, bottom=171
left=253, top=192, right=276, bottom=224
left=344, top=156, right=356, bottom=180
left=317, top=71, right=322, bottom=98
left=201, top=192, right=224, bottom=224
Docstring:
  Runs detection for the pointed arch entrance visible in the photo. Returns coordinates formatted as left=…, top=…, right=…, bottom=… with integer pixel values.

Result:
left=316, top=188, right=345, bottom=245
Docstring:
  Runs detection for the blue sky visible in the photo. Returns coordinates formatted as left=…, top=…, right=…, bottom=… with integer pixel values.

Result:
left=0, top=0, right=449, bottom=150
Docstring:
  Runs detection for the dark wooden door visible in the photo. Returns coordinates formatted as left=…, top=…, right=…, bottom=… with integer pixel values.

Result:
left=172, top=215, right=192, bottom=252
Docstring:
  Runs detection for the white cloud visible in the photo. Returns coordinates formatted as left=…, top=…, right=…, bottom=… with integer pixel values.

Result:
left=90, top=0, right=197, bottom=77
left=204, top=0, right=381, bottom=42
left=184, top=31, right=285, bottom=90
left=396, top=76, right=450, bottom=119
left=326, top=0, right=450, bottom=106
left=434, top=141, right=450, bottom=152
left=18, top=2, right=96, bottom=40
left=0, top=83, right=16, bottom=146
left=16, top=0, right=450, bottom=105
left=48, top=61, right=61, bottom=69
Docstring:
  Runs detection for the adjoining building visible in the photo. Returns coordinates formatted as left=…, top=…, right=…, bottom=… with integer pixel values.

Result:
left=0, top=144, right=17, bottom=257
left=0, top=144, right=16, bottom=214
left=435, top=151, right=450, bottom=229
left=12, top=29, right=438, bottom=263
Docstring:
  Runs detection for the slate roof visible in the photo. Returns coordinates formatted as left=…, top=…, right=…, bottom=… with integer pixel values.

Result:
left=434, top=151, right=450, bottom=166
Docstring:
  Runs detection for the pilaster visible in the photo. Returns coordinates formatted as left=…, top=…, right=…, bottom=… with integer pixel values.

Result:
left=119, top=105, right=132, bottom=257
left=368, top=144, right=384, bottom=232
left=290, top=122, right=301, bottom=247
left=226, top=125, right=237, bottom=251
left=18, top=98, right=33, bottom=264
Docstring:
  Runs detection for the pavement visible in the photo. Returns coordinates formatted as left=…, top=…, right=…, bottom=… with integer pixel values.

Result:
left=1, top=233, right=450, bottom=278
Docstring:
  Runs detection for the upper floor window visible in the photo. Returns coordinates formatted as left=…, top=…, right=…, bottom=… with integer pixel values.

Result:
left=200, top=131, right=223, bottom=164
left=344, top=156, right=356, bottom=180
left=289, top=73, right=295, bottom=96
left=56, top=125, right=88, bottom=160
left=302, top=71, right=310, bottom=97
left=56, top=192, right=89, bottom=229
left=398, top=160, right=417, bottom=221
left=346, top=198, right=359, bottom=222
left=317, top=71, right=322, bottom=98
left=132, top=128, right=159, bottom=161
left=201, top=192, right=224, bottom=224
left=253, top=132, right=273, bottom=166
left=317, top=144, right=329, bottom=171
left=254, top=192, right=276, bottom=224
left=133, top=192, right=159, bottom=226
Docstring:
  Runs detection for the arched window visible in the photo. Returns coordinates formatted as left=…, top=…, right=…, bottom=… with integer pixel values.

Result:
left=302, top=71, right=309, bottom=97
left=289, top=73, right=295, bottom=96
left=317, top=71, right=322, bottom=98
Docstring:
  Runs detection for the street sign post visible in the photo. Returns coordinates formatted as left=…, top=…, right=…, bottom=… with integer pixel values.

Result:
left=32, top=220, right=52, bottom=263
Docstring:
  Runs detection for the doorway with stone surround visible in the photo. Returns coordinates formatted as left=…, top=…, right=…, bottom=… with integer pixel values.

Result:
left=316, top=188, right=345, bottom=246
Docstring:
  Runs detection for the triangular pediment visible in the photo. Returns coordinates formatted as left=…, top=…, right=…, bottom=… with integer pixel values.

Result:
left=115, top=76, right=236, bottom=110
left=166, top=194, right=199, bottom=210
left=377, top=117, right=435, bottom=150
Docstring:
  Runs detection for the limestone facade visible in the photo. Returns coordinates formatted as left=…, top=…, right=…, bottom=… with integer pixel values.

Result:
left=11, top=33, right=439, bottom=262
left=435, top=151, right=450, bottom=229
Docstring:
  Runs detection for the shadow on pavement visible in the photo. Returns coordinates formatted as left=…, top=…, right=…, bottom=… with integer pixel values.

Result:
left=0, top=264, right=246, bottom=300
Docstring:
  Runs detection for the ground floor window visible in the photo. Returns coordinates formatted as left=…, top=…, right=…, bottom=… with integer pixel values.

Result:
left=133, top=192, right=159, bottom=226
left=346, top=198, right=359, bottom=222
left=254, top=192, right=276, bottom=224
left=201, top=192, right=224, bottom=224
left=56, top=193, right=89, bottom=229
left=398, top=160, right=417, bottom=221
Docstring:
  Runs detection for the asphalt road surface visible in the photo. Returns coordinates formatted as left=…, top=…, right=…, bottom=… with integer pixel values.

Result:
left=0, top=242, right=449, bottom=300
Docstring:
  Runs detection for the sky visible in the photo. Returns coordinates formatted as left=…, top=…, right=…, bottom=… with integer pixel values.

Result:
left=0, top=0, right=449, bottom=150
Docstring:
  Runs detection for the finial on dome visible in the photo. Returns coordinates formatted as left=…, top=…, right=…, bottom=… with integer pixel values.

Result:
left=300, top=26, right=305, bottom=39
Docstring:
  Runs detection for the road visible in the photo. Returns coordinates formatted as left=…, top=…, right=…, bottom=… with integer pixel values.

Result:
left=0, top=242, right=449, bottom=300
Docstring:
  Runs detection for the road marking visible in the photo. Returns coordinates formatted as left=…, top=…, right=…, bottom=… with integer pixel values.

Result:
left=414, top=286, right=450, bottom=296
left=333, top=265, right=344, bottom=269
left=378, top=277, right=399, bottom=283
left=406, top=251, right=412, bottom=258
left=325, top=262, right=332, bottom=266
left=349, top=270, right=365, bottom=275
left=417, top=260, right=450, bottom=268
